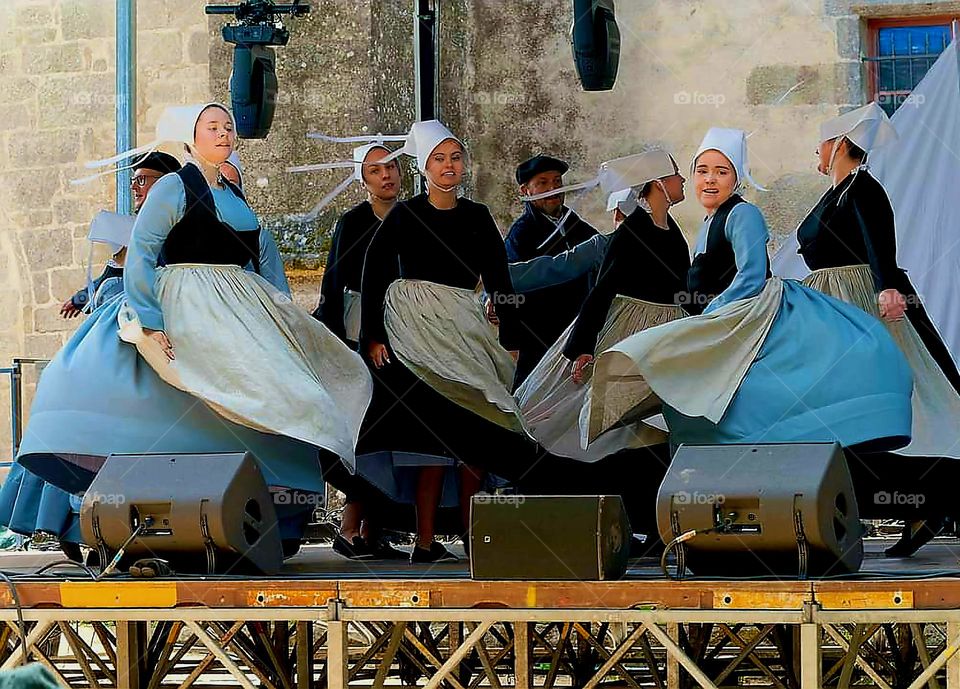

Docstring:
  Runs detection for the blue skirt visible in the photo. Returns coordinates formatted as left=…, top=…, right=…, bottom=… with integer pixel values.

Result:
left=14, top=296, right=324, bottom=540
left=0, top=464, right=80, bottom=543
left=663, top=280, right=914, bottom=449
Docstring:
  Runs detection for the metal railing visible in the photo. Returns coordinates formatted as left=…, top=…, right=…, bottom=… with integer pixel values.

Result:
left=0, top=358, right=50, bottom=464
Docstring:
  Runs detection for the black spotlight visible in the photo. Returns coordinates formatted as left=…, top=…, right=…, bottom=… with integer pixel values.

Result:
left=205, top=1, right=310, bottom=138
left=571, top=0, right=620, bottom=91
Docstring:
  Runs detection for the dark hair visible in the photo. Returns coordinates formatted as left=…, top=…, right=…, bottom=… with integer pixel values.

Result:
left=639, top=181, right=654, bottom=197
left=843, top=138, right=866, bottom=162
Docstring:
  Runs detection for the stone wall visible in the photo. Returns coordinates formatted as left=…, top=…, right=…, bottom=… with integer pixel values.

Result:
left=0, top=0, right=214, bottom=459
left=1, top=0, right=957, bottom=459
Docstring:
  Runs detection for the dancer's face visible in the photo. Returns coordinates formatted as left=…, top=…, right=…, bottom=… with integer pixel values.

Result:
left=131, top=167, right=165, bottom=212
left=817, top=138, right=837, bottom=176
left=522, top=170, right=566, bottom=217
left=425, top=139, right=464, bottom=188
left=694, top=150, right=736, bottom=212
left=361, top=147, right=400, bottom=201
left=192, top=106, right=235, bottom=165
left=660, top=172, right=686, bottom=204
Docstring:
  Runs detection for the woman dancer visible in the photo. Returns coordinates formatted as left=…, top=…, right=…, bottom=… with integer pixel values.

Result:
left=588, top=127, right=914, bottom=458
left=16, top=104, right=372, bottom=553
left=798, top=102, right=960, bottom=556
left=360, top=120, right=531, bottom=562
left=516, top=150, right=690, bottom=461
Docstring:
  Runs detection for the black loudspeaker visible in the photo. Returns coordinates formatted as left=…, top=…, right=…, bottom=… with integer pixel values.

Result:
left=656, top=443, right=862, bottom=577
left=470, top=495, right=630, bottom=580
left=229, top=44, right=279, bottom=139
left=572, top=0, right=621, bottom=91
left=80, top=452, right=282, bottom=574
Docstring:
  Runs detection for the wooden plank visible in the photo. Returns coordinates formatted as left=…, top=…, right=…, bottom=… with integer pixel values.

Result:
left=910, top=623, right=942, bottom=689
left=715, top=591, right=808, bottom=609
left=838, top=624, right=868, bottom=689
left=582, top=623, right=647, bottom=689
left=907, top=625, right=960, bottom=689
left=800, top=624, right=820, bottom=689
left=513, top=622, right=530, bottom=689
left=373, top=623, right=405, bottom=689
left=117, top=621, right=147, bottom=689
left=178, top=621, right=244, bottom=689
left=823, top=622, right=893, bottom=689
left=62, top=582, right=177, bottom=608
left=666, top=623, right=680, bottom=689
left=948, top=623, right=960, bottom=689
left=465, top=622, right=502, bottom=689
left=326, top=620, right=348, bottom=689
left=423, top=622, right=492, bottom=689
left=818, top=590, right=914, bottom=610
left=403, top=627, right=469, bottom=689
left=184, top=620, right=257, bottom=689
left=645, top=623, right=720, bottom=689
left=295, top=622, right=313, bottom=689
left=58, top=621, right=102, bottom=689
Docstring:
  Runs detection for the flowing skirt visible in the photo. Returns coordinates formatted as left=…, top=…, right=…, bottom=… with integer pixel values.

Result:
left=349, top=280, right=535, bottom=485
left=121, top=264, right=373, bottom=471
left=0, top=464, right=80, bottom=543
left=515, top=295, right=683, bottom=461
left=591, top=278, right=914, bottom=450
left=803, top=264, right=960, bottom=458
left=384, top=279, right=521, bottom=431
left=16, top=265, right=372, bottom=540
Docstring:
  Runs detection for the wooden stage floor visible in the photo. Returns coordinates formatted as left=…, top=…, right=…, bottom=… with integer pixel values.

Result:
left=1, top=537, right=959, bottom=611
left=2, top=538, right=960, bottom=687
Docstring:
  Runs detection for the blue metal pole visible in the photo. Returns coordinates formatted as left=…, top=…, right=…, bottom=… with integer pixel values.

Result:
left=116, top=0, right=136, bottom=214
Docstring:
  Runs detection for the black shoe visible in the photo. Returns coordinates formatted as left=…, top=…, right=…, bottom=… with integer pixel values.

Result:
left=410, top=542, right=458, bottom=564
left=332, top=534, right=375, bottom=560
left=885, top=519, right=944, bottom=558
left=372, top=539, right=409, bottom=560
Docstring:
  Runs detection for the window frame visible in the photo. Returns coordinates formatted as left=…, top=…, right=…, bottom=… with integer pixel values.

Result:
left=865, top=16, right=957, bottom=109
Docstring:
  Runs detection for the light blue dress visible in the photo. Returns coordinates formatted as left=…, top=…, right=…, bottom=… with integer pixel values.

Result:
left=11, top=174, right=319, bottom=541
left=662, top=202, right=914, bottom=450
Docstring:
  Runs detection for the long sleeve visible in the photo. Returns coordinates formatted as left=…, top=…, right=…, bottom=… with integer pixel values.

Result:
left=504, top=207, right=540, bottom=261
left=563, top=230, right=628, bottom=359
left=257, top=228, right=291, bottom=296
left=704, top=204, right=770, bottom=314
left=123, top=175, right=185, bottom=331
left=70, top=264, right=114, bottom=309
left=359, top=209, right=401, bottom=349
left=477, top=208, right=522, bottom=350
left=850, top=179, right=902, bottom=292
left=509, top=233, right=609, bottom=292
left=314, top=216, right=347, bottom=338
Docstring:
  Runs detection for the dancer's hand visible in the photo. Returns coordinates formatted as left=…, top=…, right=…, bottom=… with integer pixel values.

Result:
left=60, top=299, right=82, bottom=319
left=878, top=289, right=906, bottom=322
left=571, top=354, right=593, bottom=385
left=485, top=298, right=500, bottom=326
left=144, top=328, right=175, bottom=361
left=368, top=341, right=391, bottom=369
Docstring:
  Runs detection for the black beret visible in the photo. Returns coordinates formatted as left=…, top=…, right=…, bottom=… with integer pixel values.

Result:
left=515, top=154, right=569, bottom=185
left=133, top=151, right=182, bottom=175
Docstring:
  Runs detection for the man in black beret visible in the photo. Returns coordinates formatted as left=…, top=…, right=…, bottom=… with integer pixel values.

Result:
left=60, top=152, right=182, bottom=318
left=505, top=154, right=599, bottom=387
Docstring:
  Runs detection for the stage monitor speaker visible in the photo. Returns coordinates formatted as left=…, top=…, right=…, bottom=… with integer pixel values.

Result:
left=572, top=0, right=621, bottom=91
left=656, top=443, right=862, bottom=577
left=80, top=452, right=282, bottom=574
left=470, top=495, right=630, bottom=580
